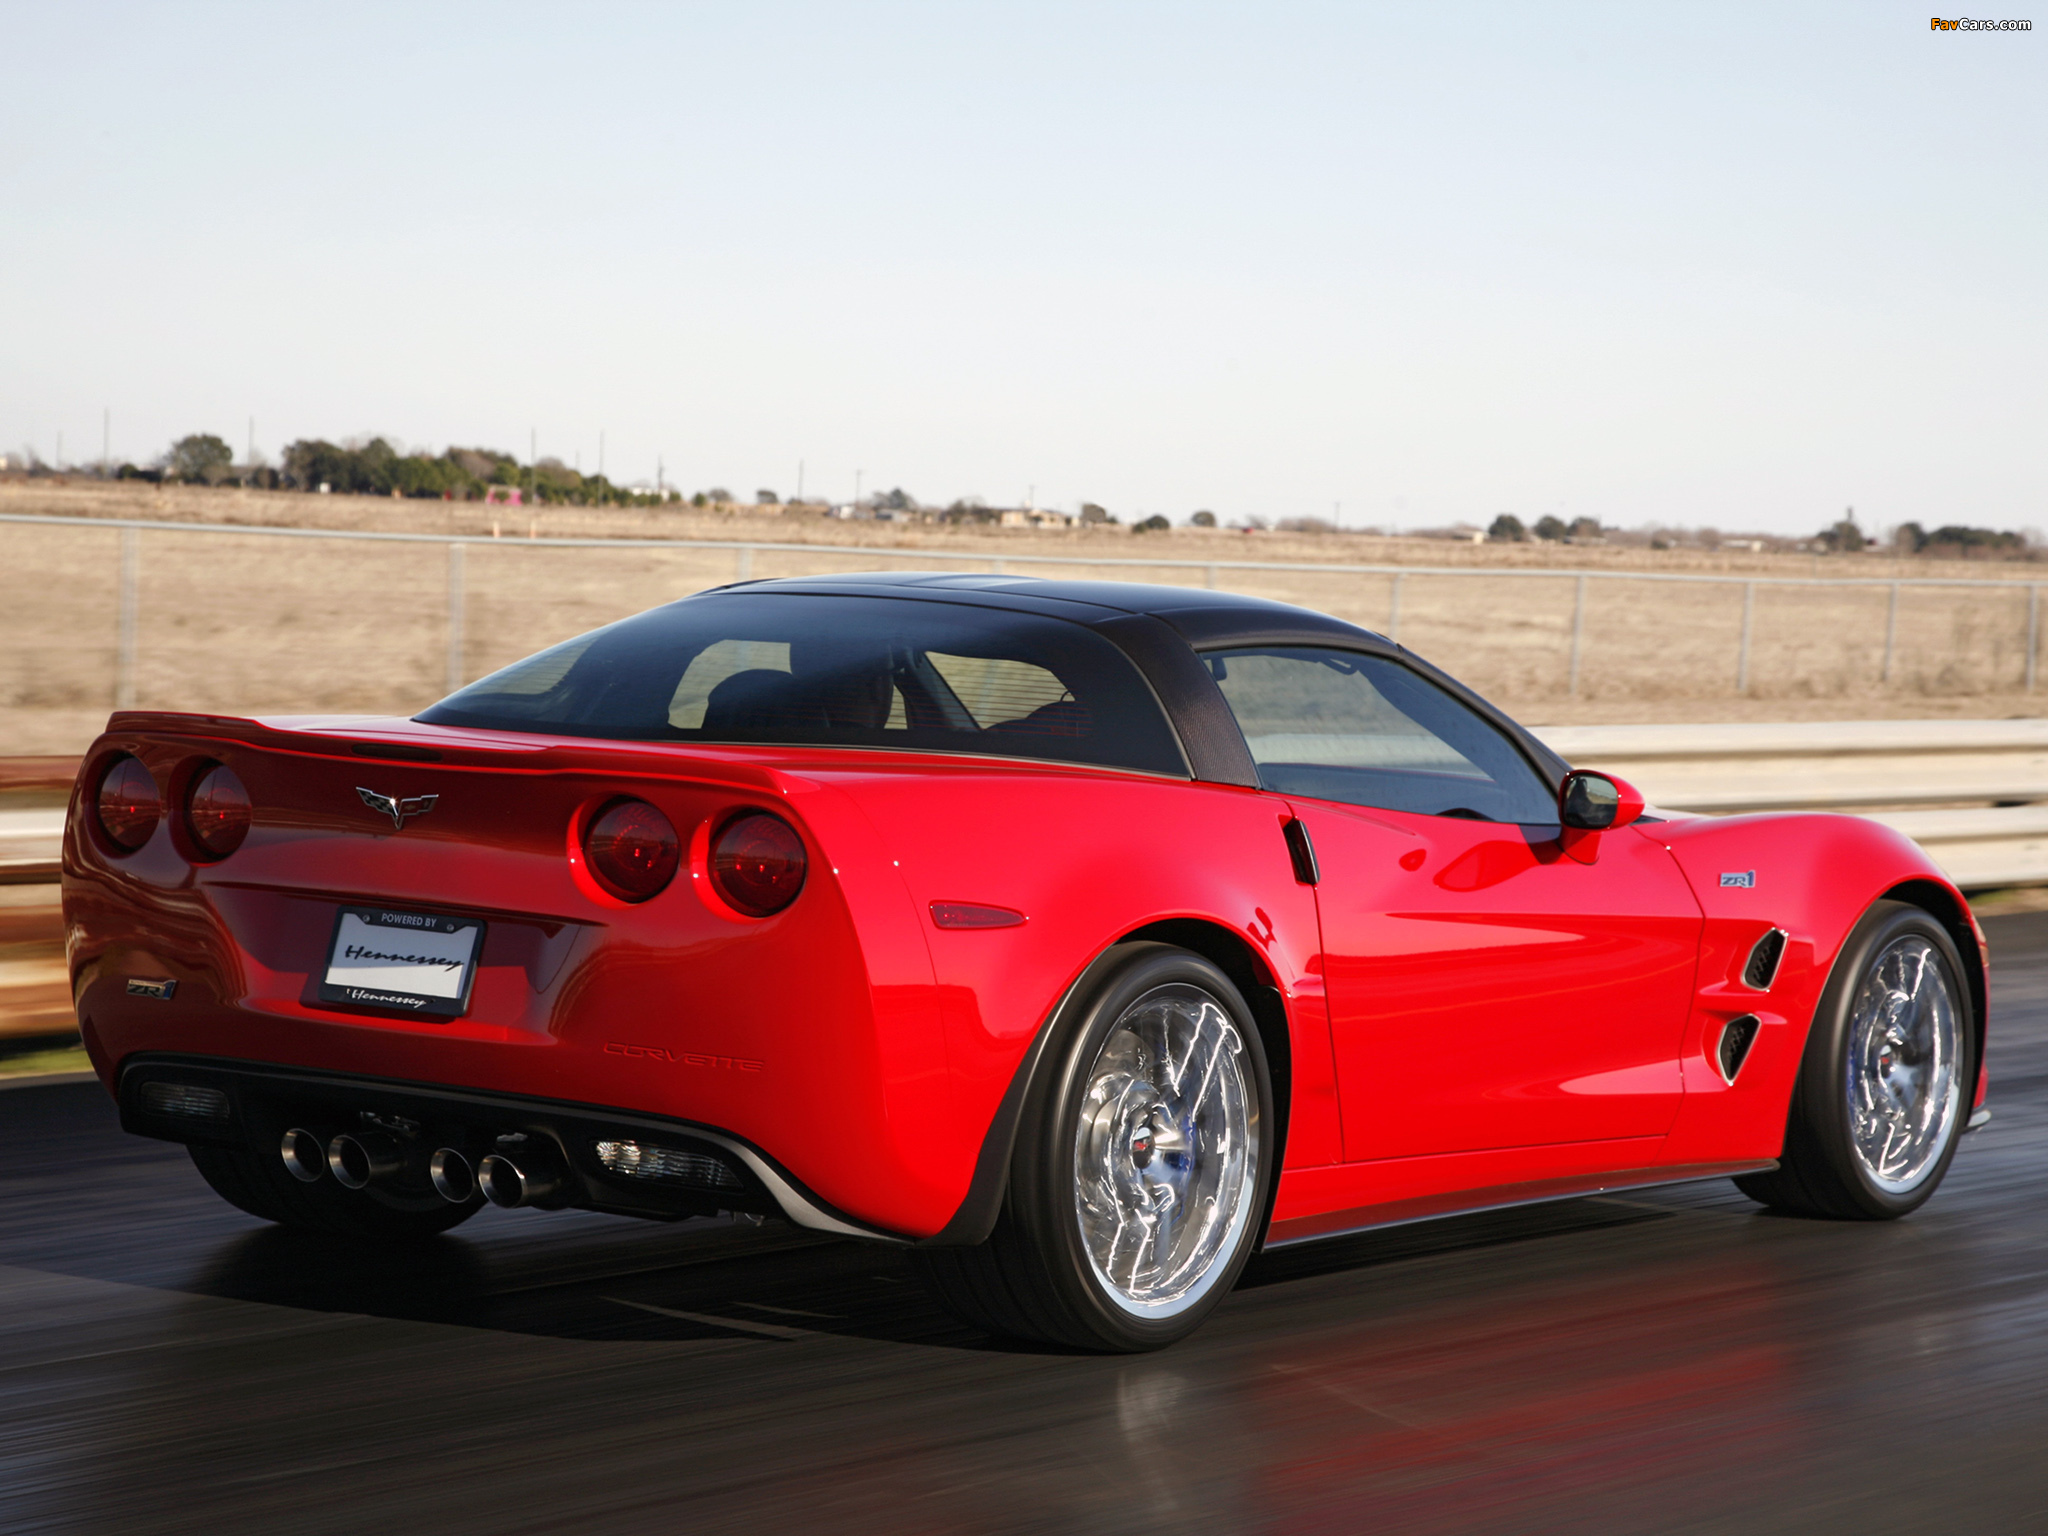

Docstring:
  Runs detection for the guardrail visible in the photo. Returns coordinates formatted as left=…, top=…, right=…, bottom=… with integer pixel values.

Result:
left=2, top=722, right=2041, bottom=1041
left=1534, top=720, right=2048, bottom=889
left=8, top=723, right=2048, bottom=890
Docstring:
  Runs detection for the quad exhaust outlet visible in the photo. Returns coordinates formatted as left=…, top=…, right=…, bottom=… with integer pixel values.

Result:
left=280, top=1119, right=580, bottom=1211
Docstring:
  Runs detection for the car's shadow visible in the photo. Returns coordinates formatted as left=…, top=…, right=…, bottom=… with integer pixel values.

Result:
left=179, top=1195, right=1677, bottom=1353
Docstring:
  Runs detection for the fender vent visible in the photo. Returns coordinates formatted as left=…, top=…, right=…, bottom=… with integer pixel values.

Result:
left=1743, top=928, right=1787, bottom=990
left=1717, top=1015, right=1761, bottom=1083
left=1282, top=817, right=1319, bottom=886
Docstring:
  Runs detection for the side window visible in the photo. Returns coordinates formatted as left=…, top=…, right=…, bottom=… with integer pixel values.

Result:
left=1206, top=647, right=1557, bottom=823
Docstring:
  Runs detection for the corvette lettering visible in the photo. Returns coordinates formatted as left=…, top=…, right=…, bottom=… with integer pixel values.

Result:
left=605, top=1043, right=764, bottom=1071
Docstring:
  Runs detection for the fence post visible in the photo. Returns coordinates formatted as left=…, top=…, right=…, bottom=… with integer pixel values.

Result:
left=115, top=526, right=139, bottom=711
left=2030, top=586, right=2040, bottom=693
left=736, top=546, right=754, bottom=581
left=446, top=543, right=466, bottom=694
left=1567, top=574, right=1587, bottom=696
left=1388, top=572, right=1404, bottom=645
left=1737, top=581, right=1755, bottom=695
left=1204, top=564, right=1217, bottom=590
left=1883, top=582, right=1900, bottom=684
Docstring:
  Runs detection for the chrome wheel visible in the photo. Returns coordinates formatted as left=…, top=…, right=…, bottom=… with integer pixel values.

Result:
left=1073, top=983, right=1258, bottom=1318
left=1845, top=935, right=1962, bottom=1195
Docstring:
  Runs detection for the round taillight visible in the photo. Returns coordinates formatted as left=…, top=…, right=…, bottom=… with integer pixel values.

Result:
left=710, top=812, right=807, bottom=917
left=584, top=799, right=680, bottom=902
left=186, top=764, right=251, bottom=859
left=96, top=755, right=161, bottom=852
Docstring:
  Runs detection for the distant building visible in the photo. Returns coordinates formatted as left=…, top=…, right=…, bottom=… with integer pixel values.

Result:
left=999, top=507, right=1077, bottom=529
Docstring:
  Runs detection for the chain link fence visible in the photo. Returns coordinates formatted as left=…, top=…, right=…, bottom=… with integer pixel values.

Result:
left=5, top=511, right=2045, bottom=752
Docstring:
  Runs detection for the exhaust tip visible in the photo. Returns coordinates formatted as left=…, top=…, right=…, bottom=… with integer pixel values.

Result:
left=430, top=1147, right=476, bottom=1203
left=477, top=1153, right=524, bottom=1208
left=280, top=1127, right=326, bottom=1183
left=477, top=1143, right=567, bottom=1209
left=327, top=1130, right=406, bottom=1190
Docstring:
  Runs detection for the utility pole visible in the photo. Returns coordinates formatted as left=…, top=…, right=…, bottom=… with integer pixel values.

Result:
left=598, top=430, right=605, bottom=481
left=657, top=456, right=665, bottom=496
left=796, top=459, right=804, bottom=503
left=55, top=431, right=63, bottom=469
left=855, top=468, right=863, bottom=509
left=101, top=408, right=109, bottom=474
left=248, top=417, right=255, bottom=470
left=529, top=428, right=537, bottom=506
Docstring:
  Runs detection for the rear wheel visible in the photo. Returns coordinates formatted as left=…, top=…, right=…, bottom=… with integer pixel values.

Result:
left=189, top=1141, right=481, bottom=1241
left=911, top=943, right=1274, bottom=1351
left=1735, top=900, right=1974, bottom=1220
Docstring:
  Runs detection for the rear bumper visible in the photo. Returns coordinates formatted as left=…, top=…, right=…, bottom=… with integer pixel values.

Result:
left=117, top=1053, right=909, bottom=1242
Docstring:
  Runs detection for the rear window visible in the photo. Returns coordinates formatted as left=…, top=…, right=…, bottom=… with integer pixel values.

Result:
left=418, top=592, right=1188, bottom=775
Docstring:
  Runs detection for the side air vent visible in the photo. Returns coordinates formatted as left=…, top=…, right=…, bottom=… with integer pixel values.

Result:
left=1717, top=1015, right=1761, bottom=1083
left=1743, top=928, right=1787, bottom=990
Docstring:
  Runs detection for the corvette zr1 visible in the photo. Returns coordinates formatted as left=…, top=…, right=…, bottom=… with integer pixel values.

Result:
left=62, top=574, right=1987, bottom=1350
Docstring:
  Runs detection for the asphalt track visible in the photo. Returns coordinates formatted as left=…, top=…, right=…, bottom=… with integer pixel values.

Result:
left=6, top=919, right=2048, bottom=1535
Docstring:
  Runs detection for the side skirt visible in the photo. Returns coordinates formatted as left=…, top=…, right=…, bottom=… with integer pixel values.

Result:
left=1262, top=1160, right=1778, bottom=1249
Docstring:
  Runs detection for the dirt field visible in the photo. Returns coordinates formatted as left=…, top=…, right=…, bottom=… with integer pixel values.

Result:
left=5, top=479, right=2045, bottom=756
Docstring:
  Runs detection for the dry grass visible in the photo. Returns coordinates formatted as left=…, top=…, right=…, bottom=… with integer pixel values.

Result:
left=5, top=479, right=2046, bottom=755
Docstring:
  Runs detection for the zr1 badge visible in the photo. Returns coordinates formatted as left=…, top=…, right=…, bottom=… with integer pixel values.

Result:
left=1720, top=870, right=1757, bottom=888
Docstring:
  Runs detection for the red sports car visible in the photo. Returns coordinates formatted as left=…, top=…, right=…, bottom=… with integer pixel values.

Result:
left=62, top=575, right=1987, bottom=1350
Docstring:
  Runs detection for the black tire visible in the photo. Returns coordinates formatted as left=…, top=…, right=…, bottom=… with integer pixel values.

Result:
left=189, top=1140, right=481, bottom=1241
left=1735, top=900, right=1975, bottom=1220
left=910, top=943, right=1275, bottom=1352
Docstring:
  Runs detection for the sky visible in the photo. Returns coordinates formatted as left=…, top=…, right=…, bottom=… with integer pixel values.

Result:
left=1, top=1, right=2041, bottom=536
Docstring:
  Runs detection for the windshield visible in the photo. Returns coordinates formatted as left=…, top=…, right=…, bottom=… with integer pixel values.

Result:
left=418, top=592, right=1188, bottom=775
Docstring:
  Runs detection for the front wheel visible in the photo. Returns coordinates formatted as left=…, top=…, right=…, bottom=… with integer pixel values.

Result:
left=911, top=943, right=1275, bottom=1351
left=1735, top=900, right=1975, bottom=1220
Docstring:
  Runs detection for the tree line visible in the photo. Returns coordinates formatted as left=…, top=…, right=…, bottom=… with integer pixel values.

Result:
left=1486, top=508, right=2029, bottom=558
left=81, top=433, right=2042, bottom=553
left=122, top=433, right=684, bottom=507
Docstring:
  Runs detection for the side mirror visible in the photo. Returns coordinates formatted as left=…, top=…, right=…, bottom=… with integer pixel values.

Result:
left=1559, top=769, right=1645, bottom=832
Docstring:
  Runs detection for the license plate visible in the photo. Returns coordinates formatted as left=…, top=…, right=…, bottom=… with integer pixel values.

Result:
left=317, top=906, right=485, bottom=1019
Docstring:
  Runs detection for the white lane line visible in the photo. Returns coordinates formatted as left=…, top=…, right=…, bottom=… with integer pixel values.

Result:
left=604, top=1295, right=812, bottom=1339
left=733, top=1300, right=839, bottom=1319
